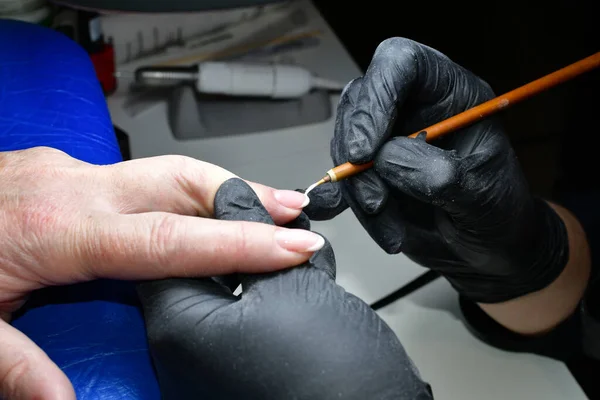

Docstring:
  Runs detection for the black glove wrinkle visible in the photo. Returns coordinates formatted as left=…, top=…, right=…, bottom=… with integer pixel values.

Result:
left=296, top=185, right=348, bottom=221
left=348, top=39, right=419, bottom=164
left=214, top=177, right=274, bottom=224
left=138, top=177, right=434, bottom=399
left=306, top=37, right=569, bottom=303
left=346, top=169, right=389, bottom=215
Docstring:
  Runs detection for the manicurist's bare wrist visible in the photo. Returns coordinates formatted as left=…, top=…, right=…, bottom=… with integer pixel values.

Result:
left=478, top=201, right=591, bottom=336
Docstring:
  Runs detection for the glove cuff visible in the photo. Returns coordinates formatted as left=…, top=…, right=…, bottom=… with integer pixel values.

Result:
left=446, top=197, right=570, bottom=303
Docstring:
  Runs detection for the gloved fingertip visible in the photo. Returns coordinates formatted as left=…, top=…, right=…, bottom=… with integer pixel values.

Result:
left=301, top=183, right=349, bottom=221
left=383, top=240, right=404, bottom=255
left=214, top=177, right=273, bottom=225
left=373, top=230, right=404, bottom=254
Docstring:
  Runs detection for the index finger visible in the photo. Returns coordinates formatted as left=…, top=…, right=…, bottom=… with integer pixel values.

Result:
left=105, top=155, right=307, bottom=225
left=83, top=213, right=319, bottom=280
left=346, top=37, right=484, bottom=163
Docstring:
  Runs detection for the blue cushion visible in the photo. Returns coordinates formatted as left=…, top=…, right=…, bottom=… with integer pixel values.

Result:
left=0, top=19, right=159, bottom=400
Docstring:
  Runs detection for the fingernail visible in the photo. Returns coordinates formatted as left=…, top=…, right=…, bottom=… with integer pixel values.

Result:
left=275, top=229, right=325, bottom=253
left=274, top=190, right=310, bottom=209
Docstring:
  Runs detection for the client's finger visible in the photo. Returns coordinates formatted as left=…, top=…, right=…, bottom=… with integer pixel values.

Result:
left=0, top=319, right=75, bottom=400
left=81, top=211, right=325, bottom=280
left=214, top=178, right=333, bottom=291
left=104, top=155, right=308, bottom=225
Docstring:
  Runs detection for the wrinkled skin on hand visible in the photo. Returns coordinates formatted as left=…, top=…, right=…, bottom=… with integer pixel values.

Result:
left=0, top=147, right=315, bottom=400
left=137, top=178, right=434, bottom=400
left=304, top=38, right=568, bottom=303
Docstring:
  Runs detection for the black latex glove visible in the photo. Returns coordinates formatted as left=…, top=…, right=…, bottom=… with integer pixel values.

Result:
left=304, top=38, right=569, bottom=303
left=137, top=178, right=433, bottom=400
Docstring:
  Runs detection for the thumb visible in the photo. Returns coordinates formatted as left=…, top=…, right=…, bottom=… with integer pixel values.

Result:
left=0, top=319, right=75, bottom=400
left=374, top=133, right=461, bottom=208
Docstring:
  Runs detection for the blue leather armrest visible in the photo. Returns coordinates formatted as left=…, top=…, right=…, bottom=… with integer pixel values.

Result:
left=0, top=19, right=160, bottom=400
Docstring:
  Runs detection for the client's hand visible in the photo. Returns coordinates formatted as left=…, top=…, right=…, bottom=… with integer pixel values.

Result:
left=305, top=38, right=568, bottom=304
left=0, top=147, right=321, bottom=399
left=137, top=178, right=433, bottom=400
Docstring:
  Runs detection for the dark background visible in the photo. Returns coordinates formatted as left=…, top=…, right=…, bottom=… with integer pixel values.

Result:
left=315, top=1, right=598, bottom=199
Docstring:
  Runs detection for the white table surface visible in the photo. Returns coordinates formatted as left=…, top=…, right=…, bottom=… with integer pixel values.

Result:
left=106, top=1, right=588, bottom=398
left=380, top=279, right=587, bottom=399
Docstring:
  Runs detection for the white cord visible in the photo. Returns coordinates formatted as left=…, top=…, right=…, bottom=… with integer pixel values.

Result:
left=196, top=61, right=346, bottom=99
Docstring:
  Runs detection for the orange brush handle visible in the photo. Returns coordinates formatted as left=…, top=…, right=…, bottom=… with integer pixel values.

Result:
left=325, top=51, right=600, bottom=183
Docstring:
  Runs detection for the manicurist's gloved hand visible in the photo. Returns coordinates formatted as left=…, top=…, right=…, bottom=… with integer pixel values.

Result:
left=137, top=178, right=433, bottom=400
left=305, top=38, right=569, bottom=303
